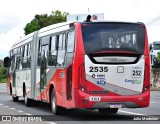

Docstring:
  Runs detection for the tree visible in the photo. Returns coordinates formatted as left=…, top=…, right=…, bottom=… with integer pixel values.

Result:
left=0, top=66, right=7, bottom=82
left=24, top=10, right=69, bottom=35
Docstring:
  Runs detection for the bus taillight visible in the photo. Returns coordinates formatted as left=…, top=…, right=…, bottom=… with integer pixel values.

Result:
left=79, top=64, right=87, bottom=92
left=143, top=64, right=150, bottom=92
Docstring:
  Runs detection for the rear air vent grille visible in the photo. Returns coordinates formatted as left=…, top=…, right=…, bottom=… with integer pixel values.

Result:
left=89, top=91, right=108, bottom=94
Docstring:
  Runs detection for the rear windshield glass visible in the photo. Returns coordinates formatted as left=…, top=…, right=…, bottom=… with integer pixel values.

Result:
left=81, top=23, right=145, bottom=54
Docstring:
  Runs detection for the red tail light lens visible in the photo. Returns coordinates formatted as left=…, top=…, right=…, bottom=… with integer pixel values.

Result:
left=79, top=64, right=87, bottom=92
left=143, top=64, right=150, bottom=92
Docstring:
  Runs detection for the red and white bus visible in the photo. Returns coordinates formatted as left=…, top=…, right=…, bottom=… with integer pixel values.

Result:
left=4, top=18, right=150, bottom=115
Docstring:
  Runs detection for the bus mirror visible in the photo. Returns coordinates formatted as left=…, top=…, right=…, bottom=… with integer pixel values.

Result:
left=149, top=45, right=153, bottom=52
left=86, top=15, right=91, bottom=22
left=3, top=57, right=11, bottom=67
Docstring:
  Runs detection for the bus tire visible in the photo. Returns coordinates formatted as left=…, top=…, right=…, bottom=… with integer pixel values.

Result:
left=12, top=96, right=18, bottom=102
left=98, top=108, right=118, bottom=114
left=10, top=83, right=12, bottom=95
left=24, top=89, right=32, bottom=107
left=51, top=89, right=63, bottom=115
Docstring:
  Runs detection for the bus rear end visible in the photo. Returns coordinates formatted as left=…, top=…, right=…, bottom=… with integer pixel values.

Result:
left=73, top=22, right=150, bottom=113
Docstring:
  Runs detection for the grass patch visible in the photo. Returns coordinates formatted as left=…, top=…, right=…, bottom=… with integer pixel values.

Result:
left=0, top=78, right=7, bottom=83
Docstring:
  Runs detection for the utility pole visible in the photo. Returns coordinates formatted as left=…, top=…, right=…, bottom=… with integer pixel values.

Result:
left=88, top=8, right=90, bottom=14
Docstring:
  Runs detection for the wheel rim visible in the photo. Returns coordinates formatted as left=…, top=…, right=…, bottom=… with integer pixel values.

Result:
left=51, top=95, right=56, bottom=112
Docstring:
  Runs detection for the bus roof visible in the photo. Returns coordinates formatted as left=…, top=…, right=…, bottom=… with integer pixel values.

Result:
left=11, top=32, right=34, bottom=50
left=10, top=20, right=145, bottom=50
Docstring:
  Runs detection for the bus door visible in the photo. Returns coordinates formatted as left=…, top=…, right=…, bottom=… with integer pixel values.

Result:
left=65, top=31, right=75, bottom=100
left=11, top=54, right=17, bottom=96
left=40, top=44, right=48, bottom=100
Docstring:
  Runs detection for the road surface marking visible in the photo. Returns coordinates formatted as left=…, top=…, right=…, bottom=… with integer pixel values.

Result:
left=4, top=106, right=9, bottom=108
left=10, top=108, right=15, bottom=110
left=150, top=102, right=156, bottom=103
left=25, top=113, right=32, bottom=115
left=118, top=110, right=145, bottom=115
left=49, top=122, right=57, bottom=124
left=0, top=103, right=3, bottom=105
left=17, top=110, right=23, bottom=113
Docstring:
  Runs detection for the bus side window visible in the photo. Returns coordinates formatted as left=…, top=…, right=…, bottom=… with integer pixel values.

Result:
left=22, top=45, right=28, bottom=69
left=65, top=31, right=75, bottom=67
left=16, top=48, right=20, bottom=70
left=37, top=39, right=41, bottom=66
left=19, top=47, right=23, bottom=69
left=11, top=50, right=15, bottom=71
left=67, top=31, right=75, bottom=52
left=57, top=34, right=66, bottom=67
left=27, top=43, right=31, bottom=68
left=48, top=35, right=57, bottom=66
left=39, top=36, right=49, bottom=66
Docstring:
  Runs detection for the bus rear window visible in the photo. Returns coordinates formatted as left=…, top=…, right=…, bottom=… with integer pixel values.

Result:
left=81, top=23, right=145, bottom=54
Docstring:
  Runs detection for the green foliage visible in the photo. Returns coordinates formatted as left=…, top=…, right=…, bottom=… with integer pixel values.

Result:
left=24, top=10, right=69, bottom=35
left=157, top=52, right=160, bottom=61
left=0, top=78, right=7, bottom=83
left=0, top=66, right=7, bottom=82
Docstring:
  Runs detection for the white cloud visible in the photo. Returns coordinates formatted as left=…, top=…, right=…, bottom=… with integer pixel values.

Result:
left=1, top=0, right=160, bottom=59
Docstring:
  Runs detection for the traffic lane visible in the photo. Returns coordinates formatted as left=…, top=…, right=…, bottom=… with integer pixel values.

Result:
left=0, top=95, right=139, bottom=120
left=0, top=91, right=52, bottom=115
left=151, top=91, right=160, bottom=102
left=0, top=98, right=144, bottom=123
left=0, top=103, right=51, bottom=124
left=0, top=101, right=159, bottom=122
left=0, top=93, right=146, bottom=121
left=0, top=92, right=160, bottom=122
left=0, top=103, right=25, bottom=115
left=0, top=83, right=6, bottom=93
left=1, top=91, right=160, bottom=116
left=120, top=91, right=160, bottom=115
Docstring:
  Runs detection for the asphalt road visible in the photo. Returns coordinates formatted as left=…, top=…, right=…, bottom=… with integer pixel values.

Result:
left=0, top=83, right=160, bottom=124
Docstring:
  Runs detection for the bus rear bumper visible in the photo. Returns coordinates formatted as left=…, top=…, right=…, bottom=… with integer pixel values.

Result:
left=74, top=89, right=150, bottom=109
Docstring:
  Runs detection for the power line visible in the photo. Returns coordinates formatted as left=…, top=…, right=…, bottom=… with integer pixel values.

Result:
left=146, top=16, right=160, bottom=25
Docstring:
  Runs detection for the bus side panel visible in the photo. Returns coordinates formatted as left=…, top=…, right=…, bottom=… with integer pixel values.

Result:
left=15, top=71, right=22, bottom=97
left=35, top=68, right=40, bottom=100
left=15, top=69, right=31, bottom=97
left=7, top=74, right=12, bottom=95
left=72, top=23, right=86, bottom=108
left=35, top=68, right=69, bottom=108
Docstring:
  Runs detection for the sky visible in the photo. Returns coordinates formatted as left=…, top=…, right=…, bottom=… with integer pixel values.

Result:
left=0, top=0, right=160, bottom=59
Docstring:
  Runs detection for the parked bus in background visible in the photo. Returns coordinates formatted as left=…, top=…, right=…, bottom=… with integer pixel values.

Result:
left=4, top=16, right=150, bottom=115
left=150, top=41, right=160, bottom=67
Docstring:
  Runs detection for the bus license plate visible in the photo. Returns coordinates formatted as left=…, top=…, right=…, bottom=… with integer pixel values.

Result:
left=89, top=96, right=101, bottom=101
left=109, top=104, right=122, bottom=108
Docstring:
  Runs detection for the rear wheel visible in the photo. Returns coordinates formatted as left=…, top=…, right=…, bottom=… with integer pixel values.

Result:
left=24, top=88, right=32, bottom=107
left=98, top=108, right=118, bottom=114
left=51, top=89, right=64, bottom=115
left=12, top=96, right=18, bottom=102
left=10, top=84, right=12, bottom=95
